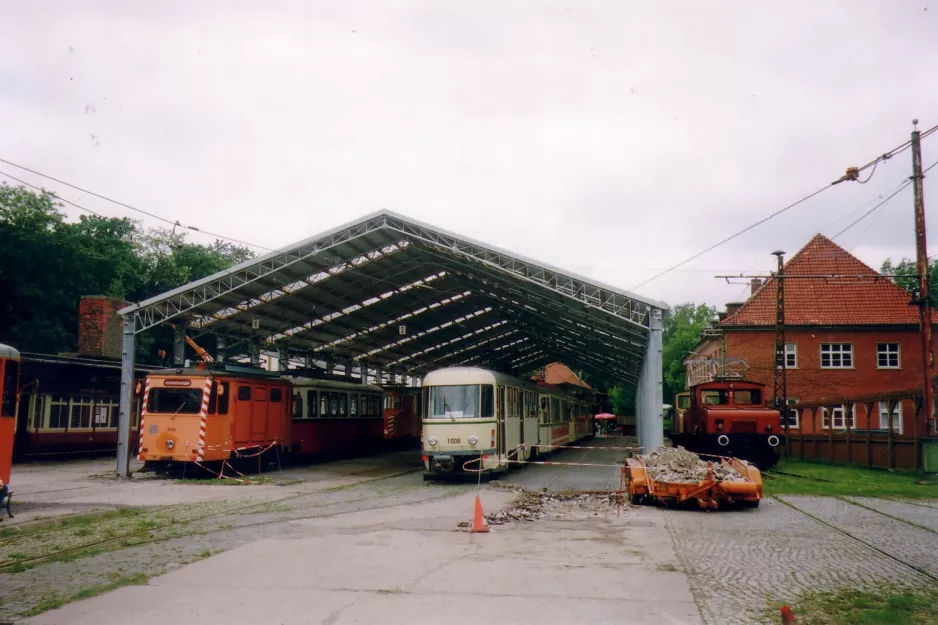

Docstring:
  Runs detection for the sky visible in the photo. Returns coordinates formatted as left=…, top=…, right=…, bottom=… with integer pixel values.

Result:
left=2, top=1, right=938, bottom=312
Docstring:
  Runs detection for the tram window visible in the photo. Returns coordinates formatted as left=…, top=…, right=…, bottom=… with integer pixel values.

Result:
left=350, top=394, right=359, bottom=416
left=1, top=361, right=18, bottom=417
left=320, top=393, right=328, bottom=417
left=270, top=388, right=282, bottom=402
left=217, top=383, right=229, bottom=415
left=307, top=390, right=317, bottom=418
left=47, top=395, right=69, bottom=428
left=238, top=386, right=252, bottom=401
left=733, top=390, right=761, bottom=405
left=338, top=393, right=347, bottom=418
left=292, top=395, right=303, bottom=418
left=480, top=385, right=494, bottom=418
left=329, top=393, right=338, bottom=417
left=677, top=394, right=691, bottom=410
left=208, top=383, right=218, bottom=414
left=149, top=388, right=204, bottom=414
left=700, top=390, right=729, bottom=405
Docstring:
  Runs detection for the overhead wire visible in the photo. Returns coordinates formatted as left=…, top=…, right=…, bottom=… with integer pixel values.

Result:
left=631, top=123, right=938, bottom=290
left=0, top=156, right=273, bottom=252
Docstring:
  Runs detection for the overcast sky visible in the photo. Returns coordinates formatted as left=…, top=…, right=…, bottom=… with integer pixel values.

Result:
left=2, top=1, right=937, bottom=311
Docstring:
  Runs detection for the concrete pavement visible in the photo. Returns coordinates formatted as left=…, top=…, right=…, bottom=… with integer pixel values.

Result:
left=23, top=484, right=701, bottom=625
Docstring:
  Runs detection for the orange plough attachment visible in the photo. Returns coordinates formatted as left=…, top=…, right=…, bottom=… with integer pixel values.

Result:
left=624, top=456, right=763, bottom=510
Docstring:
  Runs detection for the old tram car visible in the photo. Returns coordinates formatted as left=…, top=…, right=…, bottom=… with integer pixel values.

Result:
left=138, top=364, right=292, bottom=470
left=289, top=377, right=385, bottom=456
left=421, top=366, right=593, bottom=478
left=0, top=344, right=20, bottom=490
left=669, top=380, right=781, bottom=467
left=382, top=386, right=421, bottom=447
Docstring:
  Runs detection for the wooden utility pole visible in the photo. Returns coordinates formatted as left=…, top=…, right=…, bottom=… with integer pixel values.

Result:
left=772, top=250, right=788, bottom=452
left=911, top=120, right=936, bottom=437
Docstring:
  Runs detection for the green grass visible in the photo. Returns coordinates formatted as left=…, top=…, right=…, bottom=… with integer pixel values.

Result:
left=773, top=587, right=938, bottom=624
left=765, top=459, right=938, bottom=500
left=20, top=572, right=151, bottom=617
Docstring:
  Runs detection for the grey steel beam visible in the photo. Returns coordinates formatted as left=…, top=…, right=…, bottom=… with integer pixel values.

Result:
left=116, top=314, right=136, bottom=478
left=637, top=308, right=664, bottom=451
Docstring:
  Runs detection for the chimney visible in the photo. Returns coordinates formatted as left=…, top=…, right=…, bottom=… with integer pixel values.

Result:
left=78, top=296, right=129, bottom=359
left=725, top=302, right=744, bottom=317
left=750, top=278, right=762, bottom=296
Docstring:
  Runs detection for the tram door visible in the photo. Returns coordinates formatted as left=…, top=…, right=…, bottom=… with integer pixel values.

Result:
left=497, top=386, right=506, bottom=460
left=251, top=385, right=270, bottom=443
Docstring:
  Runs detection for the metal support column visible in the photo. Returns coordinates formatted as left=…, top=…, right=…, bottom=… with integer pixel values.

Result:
left=173, top=323, right=186, bottom=366
left=637, top=308, right=664, bottom=451
left=278, top=345, right=290, bottom=373
left=116, top=314, right=136, bottom=478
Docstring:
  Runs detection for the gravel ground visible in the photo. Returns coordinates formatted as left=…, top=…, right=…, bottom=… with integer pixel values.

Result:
left=665, top=497, right=934, bottom=625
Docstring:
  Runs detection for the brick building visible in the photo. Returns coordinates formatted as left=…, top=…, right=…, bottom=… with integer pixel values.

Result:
left=687, top=234, right=936, bottom=438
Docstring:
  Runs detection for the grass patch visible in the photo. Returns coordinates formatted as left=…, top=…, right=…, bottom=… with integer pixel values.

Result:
left=765, top=459, right=938, bottom=500
left=773, top=587, right=938, bottom=624
left=20, top=573, right=151, bottom=618
left=57, top=507, right=140, bottom=528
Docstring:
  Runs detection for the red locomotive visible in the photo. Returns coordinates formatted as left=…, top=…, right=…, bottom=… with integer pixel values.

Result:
left=670, top=380, right=781, bottom=467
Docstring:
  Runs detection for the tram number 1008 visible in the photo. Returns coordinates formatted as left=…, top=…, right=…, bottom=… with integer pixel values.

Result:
left=447, top=438, right=461, bottom=445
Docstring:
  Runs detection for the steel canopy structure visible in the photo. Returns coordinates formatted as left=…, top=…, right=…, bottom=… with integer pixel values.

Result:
left=114, top=210, right=666, bottom=476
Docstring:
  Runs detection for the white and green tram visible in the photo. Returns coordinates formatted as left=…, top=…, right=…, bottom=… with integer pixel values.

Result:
left=421, top=367, right=593, bottom=478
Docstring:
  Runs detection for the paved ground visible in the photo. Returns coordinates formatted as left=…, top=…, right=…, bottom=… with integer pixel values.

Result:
left=7, top=440, right=938, bottom=625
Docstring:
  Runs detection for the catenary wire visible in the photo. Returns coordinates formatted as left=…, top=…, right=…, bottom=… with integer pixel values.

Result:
left=0, top=156, right=273, bottom=252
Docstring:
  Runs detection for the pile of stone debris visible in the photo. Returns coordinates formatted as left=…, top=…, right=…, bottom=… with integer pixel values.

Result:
left=641, top=446, right=744, bottom=484
left=458, top=491, right=617, bottom=528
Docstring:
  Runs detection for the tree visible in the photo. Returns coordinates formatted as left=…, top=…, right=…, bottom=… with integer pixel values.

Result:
left=662, top=303, right=716, bottom=401
left=881, top=258, right=938, bottom=306
left=0, top=183, right=254, bottom=359
left=608, top=386, right=635, bottom=415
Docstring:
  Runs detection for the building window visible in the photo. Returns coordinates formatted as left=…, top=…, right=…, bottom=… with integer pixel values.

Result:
left=47, top=395, right=69, bottom=429
left=878, top=401, right=903, bottom=433
left=783, top=398, right=800, bottom=429
left=821, top=405, right=855, bottom=430
left=877, top=343, right=900, bottom=369
left=821, top=343, right=853, bottom=369
left=775, top=343, right=798, bottom=369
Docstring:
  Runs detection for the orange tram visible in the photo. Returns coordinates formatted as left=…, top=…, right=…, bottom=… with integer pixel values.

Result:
left=138, top=363, right=416, bottom=473
left=0, top=344, right=20, bottom=511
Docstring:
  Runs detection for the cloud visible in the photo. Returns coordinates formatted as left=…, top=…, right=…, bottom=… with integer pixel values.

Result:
left=1, top=0, right=937, bottom=313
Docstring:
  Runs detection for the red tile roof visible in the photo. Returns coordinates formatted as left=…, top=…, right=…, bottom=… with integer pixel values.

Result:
left=531, top=362, right=592, bottom=389
left=720, top=234, right=932, bottom=327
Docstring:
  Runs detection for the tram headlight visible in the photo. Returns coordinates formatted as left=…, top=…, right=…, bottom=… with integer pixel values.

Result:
left=428, top=436, right=438, bottom=447
left=165, top=440, right=175, bottom=450
left=468, top=435, right=478, bottom=446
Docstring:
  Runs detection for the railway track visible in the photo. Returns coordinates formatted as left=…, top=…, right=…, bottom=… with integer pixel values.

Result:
left=0, top=462, right=424, bottom=570
left=775, top=495, right=938, bottom=583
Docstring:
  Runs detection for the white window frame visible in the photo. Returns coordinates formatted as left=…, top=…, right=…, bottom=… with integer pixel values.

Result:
left=783, top=398, right=800, bottom=429
left=820, top=343, right=854, bottom=369
left=876, top=343, right=901, bottom=369
left=878, top=401, right=903, bottom=434
left=821, top=405, right=856, bottom=430
left=785, top=343, right=798, bottom=369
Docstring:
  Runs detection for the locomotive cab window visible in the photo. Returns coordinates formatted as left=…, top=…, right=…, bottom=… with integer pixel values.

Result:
left=238, top=386, right=252, bottom=401
left=733, top=390, right=761, bottom=405
left=700, top=390, right=729, bottom=405
left=270, top=388, right=283, bottom=402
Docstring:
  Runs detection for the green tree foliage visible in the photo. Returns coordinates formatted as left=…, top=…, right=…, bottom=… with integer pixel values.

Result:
left=662, top=303, right=716, bottom=401
left=0, top=184, right=253, bottom=358
left=880, top=258, right=938, bottom=306
left=608, top=386, right=635, bottom=415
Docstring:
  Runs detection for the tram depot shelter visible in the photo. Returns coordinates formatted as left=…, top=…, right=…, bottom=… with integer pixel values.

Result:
left=115, top=210, right=666, bottom=476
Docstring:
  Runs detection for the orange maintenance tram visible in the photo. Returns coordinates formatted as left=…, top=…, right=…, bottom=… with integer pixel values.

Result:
left=0, top=344, right=20, bottom=489
left=138, top=364, right=292, bottom=470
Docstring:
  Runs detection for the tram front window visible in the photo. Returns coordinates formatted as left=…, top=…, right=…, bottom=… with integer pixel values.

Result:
left=148, top=388, right=204, bottom=414
left=428, top=385, right=493, bottom=419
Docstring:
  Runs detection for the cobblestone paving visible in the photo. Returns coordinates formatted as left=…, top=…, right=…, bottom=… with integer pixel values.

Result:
left=784, top=495, right=938, bottom=578
left=846, top=497, right=938, bottom=533
left=665, top=498, right=932, bottom=625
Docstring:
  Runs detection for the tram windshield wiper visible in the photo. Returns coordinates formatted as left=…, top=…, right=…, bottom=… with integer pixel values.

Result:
left=443, top=400, right=455, bottom=421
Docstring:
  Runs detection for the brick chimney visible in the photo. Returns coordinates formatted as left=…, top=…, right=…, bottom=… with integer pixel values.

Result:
left=750, top=278, right=763, bottom=296
left=78, top=296, right=128, bottom=359
left=724, top=302, right=744, bottom=317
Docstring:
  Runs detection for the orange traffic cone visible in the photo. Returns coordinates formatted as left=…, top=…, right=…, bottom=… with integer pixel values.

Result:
left=780, top=605, right=796, bottom=623
left=471, top=494, right=489, bottom=533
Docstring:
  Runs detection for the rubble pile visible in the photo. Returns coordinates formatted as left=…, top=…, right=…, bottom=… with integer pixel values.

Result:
left=641, top=446, right=744, bottom=484
left=458, top=491, right=618, bottom=529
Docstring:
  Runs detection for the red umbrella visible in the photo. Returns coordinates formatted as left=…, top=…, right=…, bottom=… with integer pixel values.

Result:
left=594, top=413, right=617, bottom=420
